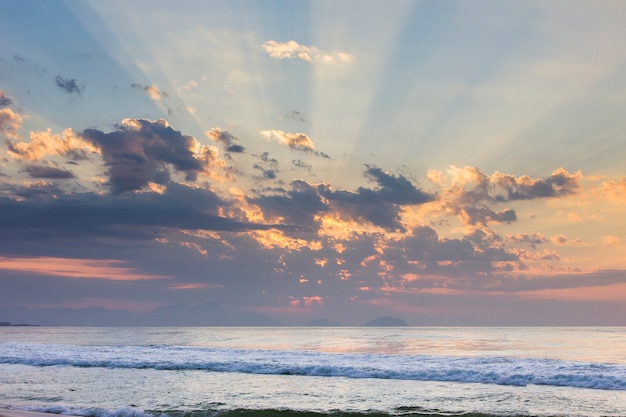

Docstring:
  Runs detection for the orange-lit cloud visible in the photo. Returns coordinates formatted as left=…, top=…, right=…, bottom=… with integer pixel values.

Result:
left=249, top=229, right=322, bottom=251
left=6, top=128, right=99, bottom=161
left=169, top=283, right=221, bottom=290
left=179, top=241, right=208, bottom=256
left=0, top=108, right=22, bottom=138
left=516, top=282, right=626, bottom=302
left=131, top=83, right=168, bottom=101
left=0, top=257, right=168, bottom=280
left=251, top=296, right=325, bottom=316
left=600, top=177, right=626, bottom=203
left=602, top=235, right=622, bottom=246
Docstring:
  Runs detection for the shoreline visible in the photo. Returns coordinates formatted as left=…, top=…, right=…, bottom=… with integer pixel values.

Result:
left=0, top=410, right=67, bottom=417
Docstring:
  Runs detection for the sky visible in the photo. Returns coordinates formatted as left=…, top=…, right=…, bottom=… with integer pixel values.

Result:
left=1, top=0, right=626, bottom=326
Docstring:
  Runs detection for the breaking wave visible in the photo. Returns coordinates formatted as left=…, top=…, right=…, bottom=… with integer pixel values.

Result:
left=1, top=343, right=624, bottom=390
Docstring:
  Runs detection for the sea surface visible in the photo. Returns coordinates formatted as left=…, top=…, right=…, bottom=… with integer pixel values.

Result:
left=0, top=327, right=625, bottom=417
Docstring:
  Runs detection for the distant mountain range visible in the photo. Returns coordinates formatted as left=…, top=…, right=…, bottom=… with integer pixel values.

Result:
left=1, top=304, right=408, bottom=327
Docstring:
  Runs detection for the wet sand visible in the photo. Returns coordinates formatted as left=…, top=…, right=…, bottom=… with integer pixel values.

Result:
left=0, top=410, right=67, bottom=417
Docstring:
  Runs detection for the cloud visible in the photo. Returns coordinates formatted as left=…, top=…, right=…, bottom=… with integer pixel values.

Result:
left=0, top=108, right=22, bottom=138
left=0, top=91, right=13, bottom=107
left=314, top=167, right=435, bottom=232
left=0, top=182, right=295, bottom=248
left=22, top=163, right=76, bottom=179
left=431, top=166, right=582, bottom=226
left=131, top=83, right=168, bottom=101
left=262, top=40, right=353, bottom=64
left=260, top=130, right=330, bottom=158
left=364, top=165, right=434, bottom=205
left=55, top=75, right=84, bottom=96
left=508, top=233, right=547, bottom=249
left=253, top=163, right=277, bottom=179
left=600, top=177, right=626, bottom=203
left=178, top=79, right=199, bottom=92
left=249, top=166, right=434, bottom=231
left=245, top=165, right=434, bottom=232
left=81, top=118, right=221, bottom=193
left=602, top=235, right=622, bottom=246
left=458, top=206, right=517, bottom=226
left=252, top=151, right=280, bottom=180
left=206, top=127, right=245, bottom=153
left=6, top=128, right=98, bottom=161
left=285, top=110, right=306, bottom=123
left=292, top=159, right=312, bottom=173
left=0, top=257, right=166, bottom=281
left=318, top=183, right=406, bottom=232
left=249, top=180, right=329, bottom=229
left=436, top=166, right=582, bottom=205
left=331, top=225, right=519, bottom=294
left=491, top=168, right=581, bottom=201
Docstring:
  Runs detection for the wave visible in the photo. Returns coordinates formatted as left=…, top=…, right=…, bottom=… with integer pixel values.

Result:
left=1, top=343, right=625, bottom=390
left=18, top=406, right=549, bottom=417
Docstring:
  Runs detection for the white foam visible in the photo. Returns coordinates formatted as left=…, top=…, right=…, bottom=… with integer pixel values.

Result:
left=1, top=342, right=624, bottom=390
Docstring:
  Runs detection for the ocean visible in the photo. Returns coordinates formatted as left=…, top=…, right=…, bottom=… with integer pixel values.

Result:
left=0, top=327, right=624, bottom=417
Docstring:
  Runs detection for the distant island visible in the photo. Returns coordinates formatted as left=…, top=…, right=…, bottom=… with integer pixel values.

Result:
left=363, top=316, right=409, bottom=327
left=0, top=321, right=39, bottom=327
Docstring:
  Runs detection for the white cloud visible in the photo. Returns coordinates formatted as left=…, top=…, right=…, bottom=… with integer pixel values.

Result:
left=262, top=40, right=353, bottom=64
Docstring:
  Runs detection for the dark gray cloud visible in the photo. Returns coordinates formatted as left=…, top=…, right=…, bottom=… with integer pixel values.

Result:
left=258, top=152, right=278, bottom=166
left=493, top=169, right=581, bottom=201
left=253, top=163, right=277, bottom=179
left=508, top=233, right=547, bottom=249
left=55, top=75, right=84, bottom=96
left=453, top=167, right=581, bottom=205
left=227, top=144, right=245, bottom=153
left=318, top=183, right=405, bottom=231
left=364, top=165, right=435, bottom=205
left=247, top=164, right=434, bottom=233
left=252, top=152, right=280, bottom=180
left=292, top=159, right=312, bottom=170
left=249, top=180, right=329, bottom=228
left=22, top=163, right=76, bottom=179
left=0, top=91, right=12, bottom=107
left=314, top=167, right=435, bottom=232
left=286, top=110, right=306, bottom=123
left=0, top=182, right=295, bottom=250
left=460, top=206, right=517, bottom=226
left=358, top=225, right=519, bottom=291
left=81, top=118, right=216, bottom=193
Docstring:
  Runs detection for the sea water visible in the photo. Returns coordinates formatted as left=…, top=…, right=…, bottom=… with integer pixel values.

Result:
left=0, top=327, right=624, bottom=417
